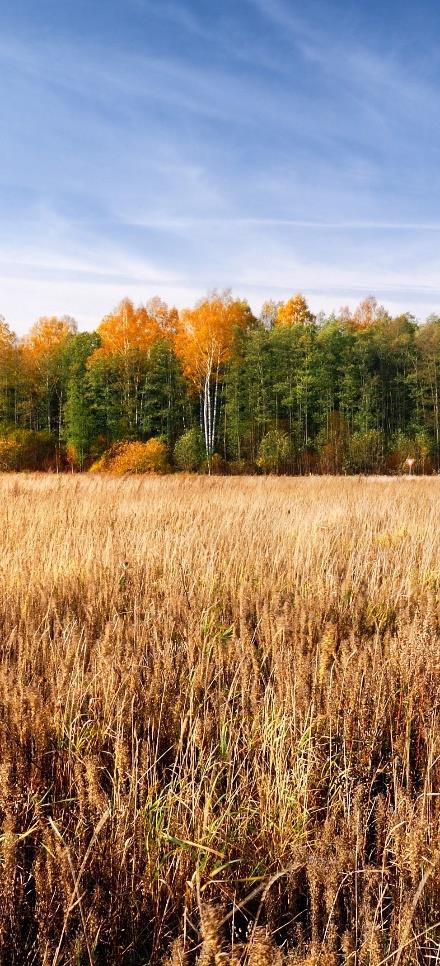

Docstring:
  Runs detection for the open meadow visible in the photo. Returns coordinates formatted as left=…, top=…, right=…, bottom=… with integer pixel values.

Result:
left=0, top=474, right=439, bottom=965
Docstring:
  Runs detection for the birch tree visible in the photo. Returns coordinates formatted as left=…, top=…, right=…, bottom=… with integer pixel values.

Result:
left=174, top=292, right=252, bottom=463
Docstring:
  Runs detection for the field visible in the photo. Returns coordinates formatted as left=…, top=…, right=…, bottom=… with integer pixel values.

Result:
left=0, top=475, right=439, bottom=965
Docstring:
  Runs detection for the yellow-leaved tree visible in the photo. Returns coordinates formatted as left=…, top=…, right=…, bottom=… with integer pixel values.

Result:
left=352, top=295, right=387, bottom=329
left=21, top=315, right=77, bottom=433
left=89, top=298, right=160, bottom=360
left=87, top=298, right=175, bottom=433
left=174, top=291, right=253, bottom=461
left=275, top=294, right=314, bottom=328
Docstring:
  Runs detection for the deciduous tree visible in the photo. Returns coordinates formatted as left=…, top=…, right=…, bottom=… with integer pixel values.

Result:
left=21, top=315, right=77, bottom=436
left=275, top=294, right=314, bottom=328
left=174, top=292, right=253, bottom=460
left=87, top=298, right=162, bottom=434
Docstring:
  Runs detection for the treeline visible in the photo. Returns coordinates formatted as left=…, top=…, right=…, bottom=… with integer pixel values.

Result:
left=1, top=290, right=440, bottom=474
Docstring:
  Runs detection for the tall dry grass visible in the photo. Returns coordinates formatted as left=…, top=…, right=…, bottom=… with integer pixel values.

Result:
left=0, top=474, right=438, bottom=964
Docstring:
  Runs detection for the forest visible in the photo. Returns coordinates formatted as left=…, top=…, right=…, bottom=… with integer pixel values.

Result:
left=1, top=290, right=440, bottom=474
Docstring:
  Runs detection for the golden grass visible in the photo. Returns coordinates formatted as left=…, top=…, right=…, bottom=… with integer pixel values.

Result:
left=0, top=474, right=439, bottom=964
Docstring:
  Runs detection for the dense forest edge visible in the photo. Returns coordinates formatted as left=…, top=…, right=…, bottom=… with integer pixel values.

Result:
left=1, top=290, right=440, bottom=474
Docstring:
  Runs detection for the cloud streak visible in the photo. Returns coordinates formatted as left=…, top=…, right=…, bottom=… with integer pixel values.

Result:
left=1, top=0, right=440, bottom=331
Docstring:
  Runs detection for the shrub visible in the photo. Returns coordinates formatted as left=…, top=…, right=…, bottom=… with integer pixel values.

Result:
left=201, top=452, right=229, bottom=475
left=257, top=429, right=291, bottom=473
left=228, top=459, right=258, bottom=475
left=386, top=431, right=433, bottom=474
left=65, top=443, right=80, bottom=470
left=90, top=438, right=168, bottom=474
left=173, top=428, right=204, bottom=472
left=346, top=429, right=384, bottom=474
left=0, top=430, right=57, bottom=471
left=0, top=438, right=20, bottom=471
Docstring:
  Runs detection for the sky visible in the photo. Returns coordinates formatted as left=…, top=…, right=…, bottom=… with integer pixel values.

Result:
left=2, top=0, right=440, bottom=333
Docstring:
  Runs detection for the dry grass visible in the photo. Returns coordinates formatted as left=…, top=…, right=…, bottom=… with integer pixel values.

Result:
left=0, top=474, right=439, bottom=964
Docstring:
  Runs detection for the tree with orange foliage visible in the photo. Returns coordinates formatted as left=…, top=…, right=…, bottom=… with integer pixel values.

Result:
left=174, top=291, right=253, bottom=460
left=145, top=296, right=178, bottom=336
left=87, top=298, right=169, bottom=434
left=352, top=296, right=388, bottom=329
left=89, top=298, right=160, bottom=360
left=21, top=315, right=77, bottom=434
left=276, top=294, right=314, bottom=328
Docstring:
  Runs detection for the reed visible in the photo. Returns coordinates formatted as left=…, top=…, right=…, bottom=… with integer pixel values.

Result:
left=0, top=474, right=438, bottom=964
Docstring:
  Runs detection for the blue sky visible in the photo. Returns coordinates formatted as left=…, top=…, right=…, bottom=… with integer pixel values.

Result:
left=2, top=0, right=440, bottom=332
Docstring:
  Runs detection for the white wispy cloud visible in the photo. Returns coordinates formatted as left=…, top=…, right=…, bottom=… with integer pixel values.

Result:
left=2, top=1, right=440, bottom=330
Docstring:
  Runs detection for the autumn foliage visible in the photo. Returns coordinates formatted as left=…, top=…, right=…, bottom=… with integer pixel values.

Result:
left=275, top=293, right=315, bottom=327
left=88, top=298, right=162, bottom=364
left=174, top=292, right=252, bottom=388
left=174, top=291, right=253, bottom=457
left=22, top=315, right=77, bottom=358
left=21, top=315, right=77, bottom=397
left=0, top=291, right=440, bottom=473
left=90, top=438, right=168, bottom=474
